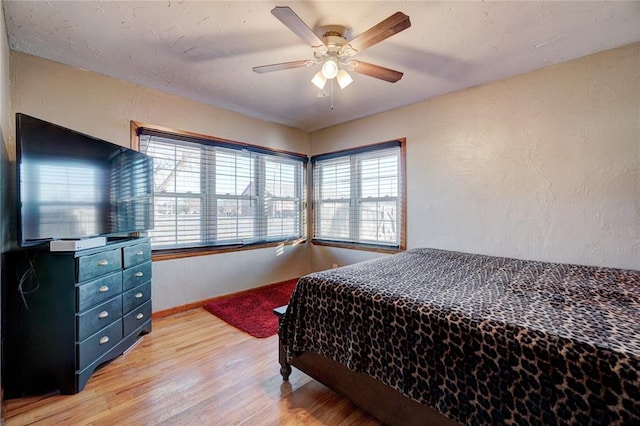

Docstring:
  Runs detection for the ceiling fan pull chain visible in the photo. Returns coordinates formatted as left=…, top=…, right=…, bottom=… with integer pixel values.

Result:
left=331, top=79, right=334, bottom=110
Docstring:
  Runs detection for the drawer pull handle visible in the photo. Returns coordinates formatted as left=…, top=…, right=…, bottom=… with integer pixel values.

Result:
left=97, top=260, right=109, bottom=266
left=135, top=292, right=144, bottom=299
left=98, top=285, right=109, bottom=293
left=134, top=272, right=144, bottom=277
left=136, top=313, right=144, bottom=320
left=98, top=311, right=109, bottom=319
left=136, top=250, right=144, bottom=256
left=99, top=336, right=109, bottom=345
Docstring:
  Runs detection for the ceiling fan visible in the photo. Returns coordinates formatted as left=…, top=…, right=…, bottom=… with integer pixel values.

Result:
left=252, top=6, right=411, bottom=90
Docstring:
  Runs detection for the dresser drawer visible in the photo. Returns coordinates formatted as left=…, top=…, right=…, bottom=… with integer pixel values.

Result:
left=77, top=248, right=122, bottom=282
left=123, top=241, right=151, bottom=268
left=123, top=261, right=152, bottom=291
left=123, top=300, right=152, bottom=336
left=77, top=272, right=123, bottom=312
left=123, top=282, right=151, bottom=313
left=77, top=296, right=122, bottom=341
left=77, top=319, right=122, bottom=370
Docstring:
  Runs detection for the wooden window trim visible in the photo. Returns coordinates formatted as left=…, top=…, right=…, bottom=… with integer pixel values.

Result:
left=130, top=121, right=307, bottom=160
left=151, top=238, right=307, bottom=261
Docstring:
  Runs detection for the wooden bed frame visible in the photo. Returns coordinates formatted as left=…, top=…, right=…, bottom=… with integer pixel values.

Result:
left=274, top=306, right=459, bottom=426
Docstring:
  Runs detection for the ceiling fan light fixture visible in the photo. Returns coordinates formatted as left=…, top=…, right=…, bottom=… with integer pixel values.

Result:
left=346, top=60, right=359, bottom=72
left=336, top=69, right=353, bottom=89
left=340, top=45, right=357, bottom=57
left=314, top=45, right=328, bottom=56
left=311, top=70, right=327, bottom=89
left=321, top=59, right=339, bottom=79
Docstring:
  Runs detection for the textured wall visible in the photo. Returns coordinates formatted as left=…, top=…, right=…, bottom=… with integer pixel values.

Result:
left=1, top=4, right=9, bottom=253
left=9, top=53, right=311, bottom=311
left=1, top=0, right=12, bottom=409
left=311, top=43, right=640, bottom=271
left=1, top=3, right=11, bottom=253
left=7, top=42, right=640, bottom=312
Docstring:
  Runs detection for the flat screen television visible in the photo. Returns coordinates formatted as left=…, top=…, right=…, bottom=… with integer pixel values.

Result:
left=16, top=113, right=154, bottom=247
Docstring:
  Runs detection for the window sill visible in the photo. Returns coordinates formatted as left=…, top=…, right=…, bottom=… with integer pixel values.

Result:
left=311, top=239, right=404, bottom=254
left=151, top=238, right=307, bottom=261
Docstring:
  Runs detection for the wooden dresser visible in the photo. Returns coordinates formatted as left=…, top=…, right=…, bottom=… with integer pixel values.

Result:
left=3, top=237, right=152, bottom=397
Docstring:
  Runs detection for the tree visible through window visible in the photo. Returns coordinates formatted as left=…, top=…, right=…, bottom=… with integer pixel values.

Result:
left=312, top=140, right=404, bottom=249
left=137, top=129, right=306, bottom=250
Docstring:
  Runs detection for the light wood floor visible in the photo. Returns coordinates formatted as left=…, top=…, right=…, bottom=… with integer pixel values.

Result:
left=3, top=308, right=380, bottom=425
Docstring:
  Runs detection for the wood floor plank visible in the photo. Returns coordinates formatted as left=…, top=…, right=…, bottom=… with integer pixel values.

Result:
left=3, top=309, right=381, bottom=425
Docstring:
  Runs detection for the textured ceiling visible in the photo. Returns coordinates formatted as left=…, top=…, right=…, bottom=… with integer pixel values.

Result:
left=4, top=1, right=640, bottom=131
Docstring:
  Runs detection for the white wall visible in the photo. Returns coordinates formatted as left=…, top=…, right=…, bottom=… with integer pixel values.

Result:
left=311, top=43, right=640, bottom=271
left=1, top=0, right=12, bottom=409
left=1, top=1, right=11, bottom=250
left=1, top=1, right=11, bottom=251
left=0, top=4, right=8, bottom=132
left=9, top=52, right=311, bottom=311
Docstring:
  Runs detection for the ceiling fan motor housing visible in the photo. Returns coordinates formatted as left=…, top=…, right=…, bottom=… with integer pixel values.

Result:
left=314, top=28, right=357, bottom=65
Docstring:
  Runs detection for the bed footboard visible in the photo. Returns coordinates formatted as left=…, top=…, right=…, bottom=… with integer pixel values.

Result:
left=273, top=305, right=458, bottom=426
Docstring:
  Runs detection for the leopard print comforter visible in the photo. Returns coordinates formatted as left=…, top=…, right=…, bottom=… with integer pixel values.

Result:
left=280, top=248, right=640, bottom=425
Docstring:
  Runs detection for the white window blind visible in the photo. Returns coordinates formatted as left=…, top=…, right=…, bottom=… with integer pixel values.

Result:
left=312, top=141, right=403, bottom=248
left=138, top=130, right=306, bottom=250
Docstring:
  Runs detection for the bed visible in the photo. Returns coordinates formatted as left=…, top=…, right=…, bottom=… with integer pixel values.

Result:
left=277, top=248, right=640, bottom=425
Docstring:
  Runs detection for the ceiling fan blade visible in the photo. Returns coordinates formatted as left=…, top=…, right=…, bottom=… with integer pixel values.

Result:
left=347, top=12, right=411, bottom=53
left=352, top=61, right=404, bottom=83
left=252, top=60, right=314, bottom=74
left=271, top=6, right=324, bottom=47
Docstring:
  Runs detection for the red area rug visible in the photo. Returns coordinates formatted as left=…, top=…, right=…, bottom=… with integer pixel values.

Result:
left=203, top=279, right=297, bottom=338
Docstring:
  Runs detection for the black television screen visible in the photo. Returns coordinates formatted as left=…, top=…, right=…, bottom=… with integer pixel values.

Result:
left=16, top=113, right=154, bottom=246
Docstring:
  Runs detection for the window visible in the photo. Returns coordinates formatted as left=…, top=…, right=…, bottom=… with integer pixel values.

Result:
left=136, top=127, right=307, bottom=251
left=312, top=140, right=405, bottom=250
